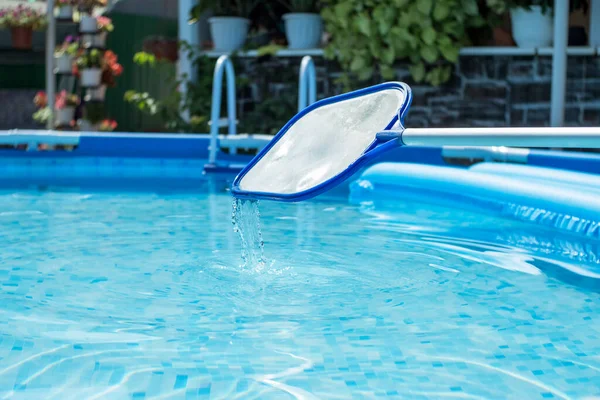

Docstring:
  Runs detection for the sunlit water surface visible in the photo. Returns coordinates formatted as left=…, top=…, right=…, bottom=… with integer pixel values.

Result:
left=0, top=178, right=599, bottom=399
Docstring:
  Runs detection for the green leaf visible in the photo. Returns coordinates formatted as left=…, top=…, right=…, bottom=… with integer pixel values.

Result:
left=433, top=3, right=450, bottom=21
left=357, top=66, right=374, bottom=81
left=334, top=2, right=353, bottom=28
left=355, top=13, right=371, bottom=36
left=380, top=64, right=396, bottom=80
left=369, top=40, right=383, bottom=58
left=439, top=41, right=460, bottom=63
left=381, top=45, right=396, bottom=65
left=417, top=0, right=432, bottom=15
left=393, top=0, right=409, bottom=6
left=409, top=63, right=426, bottom=82
left=462, top=0, right=479, bottom=16
left=420, top=45, right=439, bottom=63
left=350, top=56, right=366, bottom=72
left=421, top=27, right=436, bottom=45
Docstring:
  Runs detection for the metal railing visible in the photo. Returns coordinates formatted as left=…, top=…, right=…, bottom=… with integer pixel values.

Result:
left=298, top=56, right=317, bottom=112
left=207, top=55, right=237, bottom=165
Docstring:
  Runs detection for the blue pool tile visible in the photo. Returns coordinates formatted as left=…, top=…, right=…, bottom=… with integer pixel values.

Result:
left=197, top=385, right=211, bottom=395
left=174, top=375, right=188, bottom=389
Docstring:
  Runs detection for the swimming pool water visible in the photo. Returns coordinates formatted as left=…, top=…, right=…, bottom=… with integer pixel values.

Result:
left=0, top=178, right=599, bottom=399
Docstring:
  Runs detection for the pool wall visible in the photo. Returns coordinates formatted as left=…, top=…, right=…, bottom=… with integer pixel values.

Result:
left=1, top=131, right=599, bottom=183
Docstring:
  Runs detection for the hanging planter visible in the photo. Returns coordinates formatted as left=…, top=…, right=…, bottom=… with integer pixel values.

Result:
left=92, top=32, right=107, bottom=47
left=56, top=3, right=74, bottom=20
left=80, top=15, right=98, bottom=33
left=80, top=68, right=102, bottom=87
left=55, top=53, right=74, bottom=73
left=510, top=5, right=553, bottom=48
left=54, top=90, right=80, bottom=126
left=56, top=106, right=76, bottom=125
left=76, top=49, right=103, bottom=87
left=86, top=85, right=106, bottom=101
left=1, top=4, right=47, bottom=50
left=54, top=36, right=78, bottom=73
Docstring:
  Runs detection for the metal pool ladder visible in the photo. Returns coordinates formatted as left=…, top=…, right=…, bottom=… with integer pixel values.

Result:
left=205, top=55, right=318, bottom=172
left=298, top=56, right=317, bottom=113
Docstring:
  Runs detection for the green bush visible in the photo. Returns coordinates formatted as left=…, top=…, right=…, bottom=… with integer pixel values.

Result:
left=321, top=0, right=503, bottom=86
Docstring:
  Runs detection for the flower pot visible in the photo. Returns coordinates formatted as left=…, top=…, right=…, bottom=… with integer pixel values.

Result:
left=80, top=15, right=97, bottom=33
left=510, top=6, right=553, bottom=48
left=283, top=13, right=323, bottom=49
left=56, top=107, right=75, bottom=125
left=10, top=27, right=33, bottom=50
left=78, top=119, right=96, bottom=131
left=80, top=68, right=102, bottom=87
left=55, top=53, right=74, bottom=73
left=208, top=17, right=250, bottom=52
left=92, top=32, right=107, bottom=48
left=87, top=85, right=106, bottom=101
left=57, top=5, right=73, bottom=20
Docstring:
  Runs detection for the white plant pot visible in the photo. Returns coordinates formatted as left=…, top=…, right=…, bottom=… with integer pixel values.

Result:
left=209, top=17, right=250, bottom=52
left=80, top=15, right=97, bottom=33
left=510, top=6, right=553, bottom=48
left=54, top=53, right=73, bottom=73
left=80, top=68, right=102, bottom=87
left=56, top=107, right=75, bottom=125
left=87, top=85, right=106, bottom=101
left=283, top=13, right=323, bottom=49
left=57, top=5, right=73, bottom=20
left=92, top=32, right=107, bottom=48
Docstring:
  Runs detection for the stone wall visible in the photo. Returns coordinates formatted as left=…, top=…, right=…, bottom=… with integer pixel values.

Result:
left=3, top=53, right=599, bottom=131
left=234, top=54, right=600, bottom=131
left=0, top=90, right=41, bottom=130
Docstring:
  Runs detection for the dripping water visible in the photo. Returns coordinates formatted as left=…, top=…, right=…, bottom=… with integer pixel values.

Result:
left=232, top=198, right=266, bottom=270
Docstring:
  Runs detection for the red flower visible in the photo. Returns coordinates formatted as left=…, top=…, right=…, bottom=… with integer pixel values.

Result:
left=33, top=91, right=47, bottom=108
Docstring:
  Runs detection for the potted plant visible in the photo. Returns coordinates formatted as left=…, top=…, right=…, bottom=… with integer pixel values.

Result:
left=56, top=0, right=75, bottom=20
left=78, top=0, right=108, bottom=33
left=82, top=16, right=113, bottom=48
left=32, top=91, right=51, bottom=125
left=54, top=36, right=79, bottom=73
left=190, top=0, right=261, bottom=52
left=280, top=0, right=322, bottom=49
left=75, top=49, right=104, bottom=87
left=0, top=4, right=47, bottom=50
left=87, top=50, right=123, bottom=100
left=98, top=119, right=117, bottom=132
left=508, top=0, right=589, bottom=48
left=55, top=90, right=80, bottom=126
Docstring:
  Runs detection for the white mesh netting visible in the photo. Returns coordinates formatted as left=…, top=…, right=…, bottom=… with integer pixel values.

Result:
left=238, top=88, right=405, bottom=195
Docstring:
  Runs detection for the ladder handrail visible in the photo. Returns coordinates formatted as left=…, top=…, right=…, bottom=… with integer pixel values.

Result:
left=298, top=56, right=317, bottom=112
left=208, top=55, right=237, bottom=165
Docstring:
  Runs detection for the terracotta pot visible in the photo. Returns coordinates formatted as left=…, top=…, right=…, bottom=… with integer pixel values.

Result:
left=11, top=27, right=33, bottom=50
left=143, top=37, right=179, bottom=62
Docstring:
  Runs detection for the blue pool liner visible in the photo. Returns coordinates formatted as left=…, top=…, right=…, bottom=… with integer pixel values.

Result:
left=351, top=162, right=600, bottom=238
left=470, top=162, right=600, bottom=192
